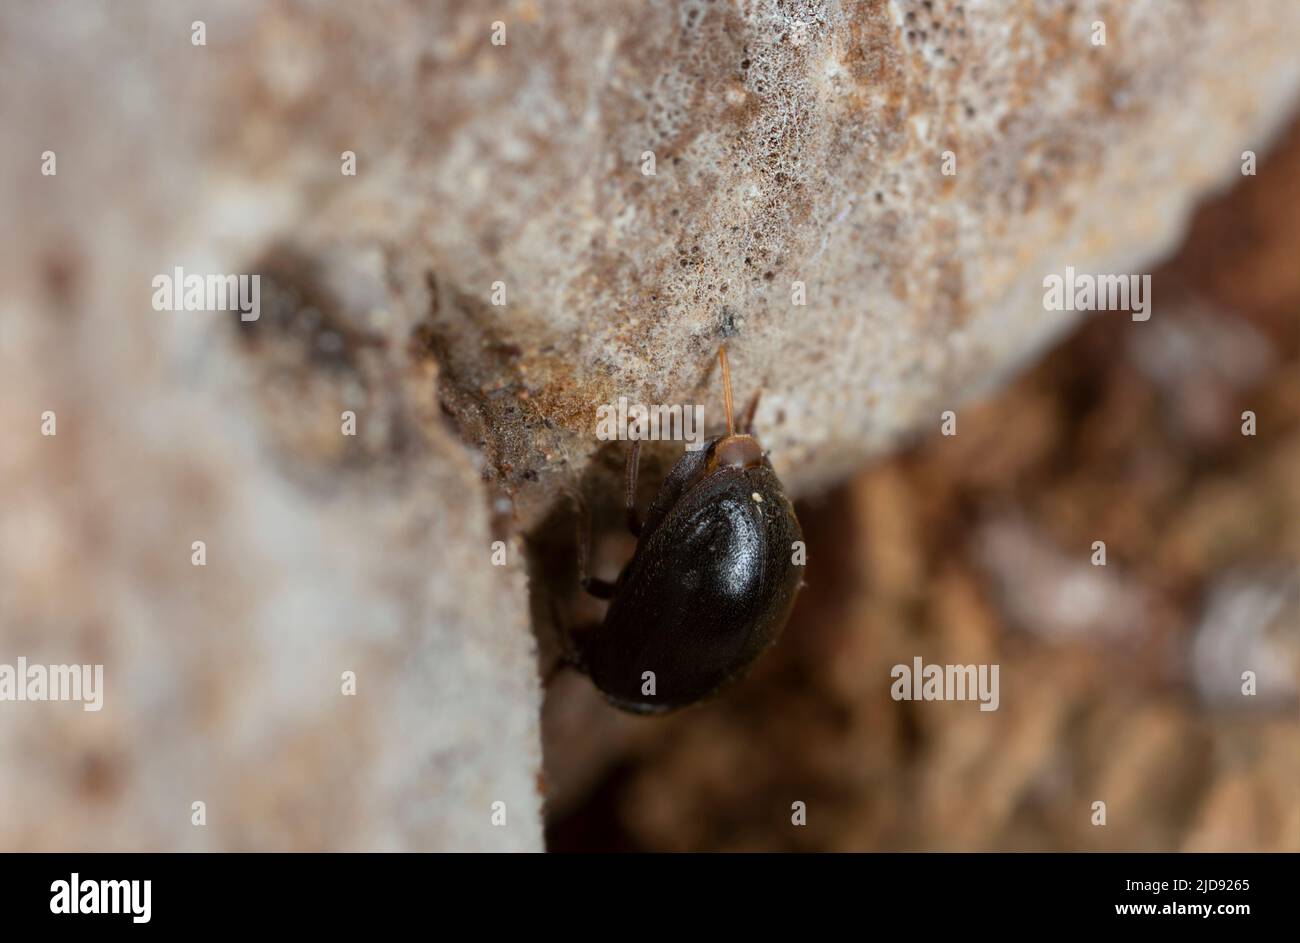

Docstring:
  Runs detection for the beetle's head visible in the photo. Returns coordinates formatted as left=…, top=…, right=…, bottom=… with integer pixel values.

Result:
left=707, top=433, right=763, bottom=474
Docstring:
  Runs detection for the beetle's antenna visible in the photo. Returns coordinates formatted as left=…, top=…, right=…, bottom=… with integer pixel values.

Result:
left=719, top=345, right=735, bottom=437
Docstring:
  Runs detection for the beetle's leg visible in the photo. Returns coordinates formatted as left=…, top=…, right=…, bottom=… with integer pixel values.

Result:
left=740, top=390, right=762, bottom=435
left=624, top=439, right=643, bottom=537
left=574, top=491, right=618, bottom=599
left=581, top=575, right=617, bottom=600
left=545, top=593, right=589, bottom=679
left=543, top=658, right=568, bottom=687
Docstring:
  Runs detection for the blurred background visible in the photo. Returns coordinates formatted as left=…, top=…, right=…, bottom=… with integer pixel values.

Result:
left=541, top=114, right=1300, bottom=852
left=2, top=1, right=1297, bottom=853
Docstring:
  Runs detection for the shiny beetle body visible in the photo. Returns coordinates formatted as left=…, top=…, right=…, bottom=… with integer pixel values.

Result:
left=568, top=348, right=803, bottom=714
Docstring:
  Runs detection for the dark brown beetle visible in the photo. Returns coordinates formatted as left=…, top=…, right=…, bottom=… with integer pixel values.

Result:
left=561, top=347, right=803, bottom=714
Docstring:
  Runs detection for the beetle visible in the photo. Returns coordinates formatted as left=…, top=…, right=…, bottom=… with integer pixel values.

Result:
left=559, top=346, right=804, bottom=714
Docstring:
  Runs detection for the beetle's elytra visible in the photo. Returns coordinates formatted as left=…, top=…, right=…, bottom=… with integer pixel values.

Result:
left=564, top=347, right=804, bottom=714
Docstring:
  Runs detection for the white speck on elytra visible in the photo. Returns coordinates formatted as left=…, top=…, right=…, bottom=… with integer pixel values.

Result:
left=751, top=492, right=763, bottom=502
